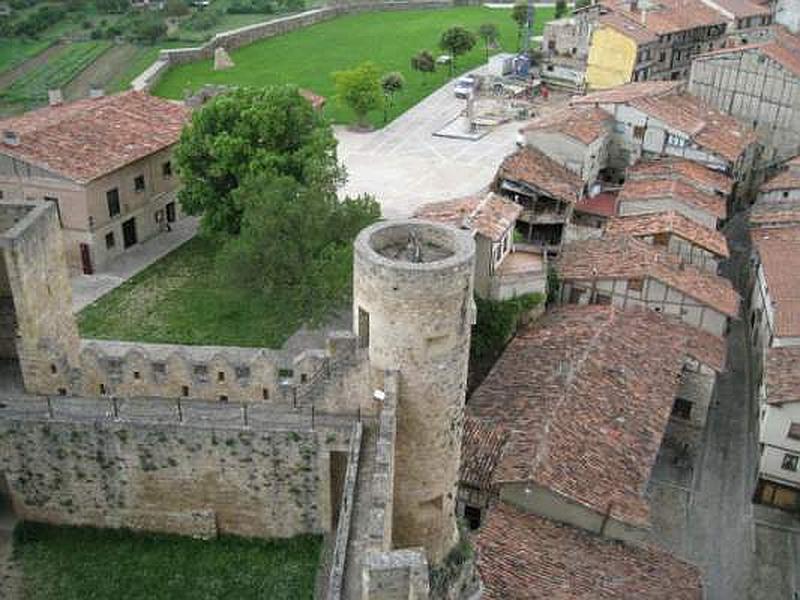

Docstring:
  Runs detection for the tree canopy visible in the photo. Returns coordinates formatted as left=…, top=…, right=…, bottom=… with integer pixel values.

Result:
left=333, top=62, right=384, bottom=129
left=478, top=23, right=499, bottom=62
left=175, top=86, right=342, bottom=236
left=439, top=26, right=477, bottom=74
left=411, top=50, right=436, bottom=77
left=555, top=0, right=568, bottom=18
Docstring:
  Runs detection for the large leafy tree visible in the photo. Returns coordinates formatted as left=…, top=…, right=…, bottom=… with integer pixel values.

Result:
left=439, top=26, right=477, bottom=75
left=333, top=62, right=384, bottom=129
left=512, top=1, right=535, bottom=51
left=175, top=86, right=342, bottom=236
left=219, top=176, right=380, bottom=320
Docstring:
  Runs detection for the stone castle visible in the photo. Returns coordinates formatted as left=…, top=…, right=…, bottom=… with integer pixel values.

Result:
left=0, top=200, right=477, bottom=598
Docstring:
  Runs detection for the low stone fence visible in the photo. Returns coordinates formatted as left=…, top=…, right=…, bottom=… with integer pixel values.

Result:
left=132, top=1, right=454, bottom=92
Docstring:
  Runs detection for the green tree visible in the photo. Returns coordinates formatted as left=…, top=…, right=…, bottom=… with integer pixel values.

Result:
left=512, top=1, right=534, bottom=51
left=381, top=71, right=405, bottom=123
left=439, top=26, right=477, bottom=76
left=555, top=0, right=568, bottom=18
left=95, top=0, right=128, bottom=13
left=175, top=86, right=342, bottom=236
left=574, top=0, right=591, bottom=7
left=411, top=49, right=436, bottom=82
left=478, top=22, right=499, bottom=63
left=333, top=62, right=384, bottom=129
left=165, top=0, right=190, bottom=17
left=219, top=176, right=380, bottom=320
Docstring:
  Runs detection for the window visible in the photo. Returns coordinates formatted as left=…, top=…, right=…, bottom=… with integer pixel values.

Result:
left=218, top=371, right=225, bottom=382
left=659, top=51, right=666, bottom=62
left=781, top=453, right=799, bottom=472
left=262, top=388, right=269, bottom=400
left=182, top=385, right=189, bottom=397
left=0, top=190, right=3, bottom=199
left=219, top=395, right=228, bottom=403
left=107, top=188, right=120, bottom=218
left=133, top=371, right=141, bottom=380
left=105, top=232, right=115, bottom=249
left=787, top=423, right=800, bottom=441
left=358, top=307, right=370, bottom=348
left=627, top=278, right=644, bottom=292
left=633, top=125, right=646, bottom=140
left=672, top=397, right=692, bottom=420
left=134, top=175, right=145, bottom=192
left=162, top=161, right=172, bottom=177
left=592, top=292, right=612, bottom=305
left=783, top=191, right=789, bottom=198
left=667, top=133, right=688, bottom=147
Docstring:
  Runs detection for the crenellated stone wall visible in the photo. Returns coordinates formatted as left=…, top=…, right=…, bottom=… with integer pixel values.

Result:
left=0, top=395, right=357, bottom=539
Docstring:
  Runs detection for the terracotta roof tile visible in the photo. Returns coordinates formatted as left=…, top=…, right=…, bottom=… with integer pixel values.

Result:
left=712, top=0, right=771, bottom=17
left=460, top=417, right=509, bottom=491
left=414, top=193, right=522, bottom=242
left=605, top=211, right=729, bottom=257
left=751, top=226, right=800, bottom=337
left=627, top=157, right=734, bottom=195
left=764, top=347, right=800, bottom=405
left=496, top=147, right=584, bottom=204
left=468, top=305, right=725, bottom=527
left=759, top=168, right=800, bottom=193
left=476, top=502, right=704, bottom=600
left=750, top=199, right=800, bottom=227
left=599, top=11, right=659, bottom=44
left=602, top=0, right=727, bottom=34
left=0, top=91, right=189, bottom=184
left=696, top=32, right=800, bottom=78
left=574, top=191, right=619, bottom=217
left=557, top=235, right=740, bottom=316
left=619, top=177, right=727, bottom=219
left=629, top=94, right=756, bottom=162
left=572, top=81, right=683, bottom=105
left=521, top=105, right=612, bottom=145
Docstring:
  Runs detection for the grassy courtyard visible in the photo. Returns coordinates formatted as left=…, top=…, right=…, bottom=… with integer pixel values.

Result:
left=13, top=522, right=321, bottom=600
left=78, top=236, right=311, bottom=348
left=154, top=6, right=555, bottom=126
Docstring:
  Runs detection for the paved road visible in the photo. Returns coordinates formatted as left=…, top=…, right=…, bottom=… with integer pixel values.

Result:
left=336, top=61, right=562, bottom=219
left=648, top=213, right=799, bottom=600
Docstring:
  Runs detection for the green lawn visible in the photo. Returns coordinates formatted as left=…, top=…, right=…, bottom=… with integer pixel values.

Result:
left=154, top=6, right=555, bottom=126
left=1, top=40, right=111, bottom=105
left=78, top=236, right=311, bottom=348
left=13, top=522, right=322, bottom=600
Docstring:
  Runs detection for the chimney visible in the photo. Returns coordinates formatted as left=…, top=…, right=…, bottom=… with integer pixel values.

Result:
left=3, top=130, right=19, bottom=146
left=89, top=86, right=105, bottom=99
left=47, top=89, right=63, bottom=106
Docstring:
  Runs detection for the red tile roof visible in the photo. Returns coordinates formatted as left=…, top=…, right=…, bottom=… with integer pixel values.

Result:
left=468, top=305, right=725, bottom=527
left=599, top=11, right=659, bottom=45
left=764, top=347, right=800, bottom=405
left=712, top=0, right=771, bottom=18
left=460, top=417, right=509, bottom=491
left=751, top=226, right=800, bottom=337
left=627, top=157, right=734, bottom=196
left=749, top=199, right=800, bottom=228
left=628, top=94, right=757, bottom=163
left=574, top=191, right=619, bottom=217
left=0, top=91, right=189, bottom=184
left=759, top=168, right=800, bottom=193
left=414, top=193, right=522, bottom=242
left=476, top=502, right=704, bottom=600
left=496, top=147, right=584, bottom=204
left=520, top=105, right=612, bottom=145
left=602, top=0, right=727, bottom=34
left=557, top=235, right=740, bottom=316
left=572, top=81, right=683, bottom=105
left=605, top=211, right=729, bottom=257
left=619, top=177, right=727, bottom=219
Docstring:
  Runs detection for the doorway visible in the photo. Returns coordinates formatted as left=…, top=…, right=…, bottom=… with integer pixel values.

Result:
left=165, top=202, right=176, bottom=224
left=122, top=218, right=137, bottom=249
left=79, top=243, right=93, bottom=275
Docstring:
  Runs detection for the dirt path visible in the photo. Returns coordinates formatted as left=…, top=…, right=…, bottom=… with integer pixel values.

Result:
left=63, top=43, right=138, bottom=101
left=0, top=41, right=65, bottom=92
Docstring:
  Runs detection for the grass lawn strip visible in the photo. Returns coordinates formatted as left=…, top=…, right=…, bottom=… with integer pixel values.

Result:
left=154, top=6, right=554, bottom=127
left=14, top=522, right=321, bottom=600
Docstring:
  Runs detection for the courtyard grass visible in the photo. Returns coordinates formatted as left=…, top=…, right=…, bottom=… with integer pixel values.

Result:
left=13, top=521, right=322, bottom=600
left=153, top=6, right=555, bottom=126
left=78, top=236, right=310, bottom=348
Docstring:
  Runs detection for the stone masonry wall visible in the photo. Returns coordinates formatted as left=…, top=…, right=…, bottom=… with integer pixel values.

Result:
left=0, top=395, right=356, bottom=539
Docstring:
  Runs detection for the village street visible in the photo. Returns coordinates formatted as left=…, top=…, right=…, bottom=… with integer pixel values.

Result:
left=648, top=213, right=799, bottom=600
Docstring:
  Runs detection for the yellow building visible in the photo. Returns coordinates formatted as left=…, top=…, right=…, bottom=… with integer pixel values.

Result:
left=585, top=22, right=641, bottom=90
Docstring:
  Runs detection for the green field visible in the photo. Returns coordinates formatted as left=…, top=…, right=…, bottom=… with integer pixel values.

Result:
left=13, top=522, right=322, bottom=600
left=0, top=38, right=52, bottom=74
left=154, top=6, right=555, bottom=126
left=1, top=40, right=111, bottom=105
left=78, top=236, right=312, bottom=348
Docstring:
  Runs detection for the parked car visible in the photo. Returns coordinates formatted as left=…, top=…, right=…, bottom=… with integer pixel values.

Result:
left=454, top=75, right=477, bottom=99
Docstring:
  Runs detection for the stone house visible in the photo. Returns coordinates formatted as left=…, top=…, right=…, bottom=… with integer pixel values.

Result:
left=572, top=81, right=759, bottom=200
left=541, top=3, right=603, bottom=90
left=0, top=91, right=189, bottom=274
left=698, top=0, right=774, bottom=44
left=494, top=147, right=584, bottom=253
left=414, top=193, right=547, bottom=301
left=617, top=176, right=728, bottom=228
left=775, top=0, right=799, bottom=33
left=517, top=105, right=612, bottom=184
left=689, top=29, right=800, bottom=166
left=556, top=235, right=740, bottom=336
left=755, top=346, right=800, bottom=512
left=626, top=155, right=735, bottom=198
left=757, top=155, right=800, bottom=202
left=465, top=306, right=725, bottom=543
left=605, top=211, right=730, bottom=272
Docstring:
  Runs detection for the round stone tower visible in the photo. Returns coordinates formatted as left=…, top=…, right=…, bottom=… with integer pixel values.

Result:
left=353, top=220, right=475, bottom=563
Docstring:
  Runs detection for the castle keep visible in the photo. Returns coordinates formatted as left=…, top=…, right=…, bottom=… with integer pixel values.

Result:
left=0, top=201, right=476, bottom=599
